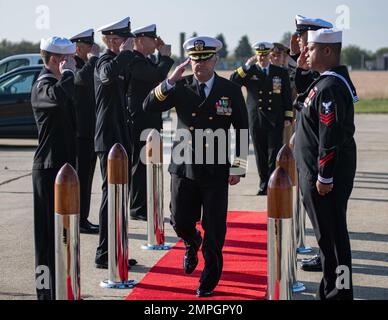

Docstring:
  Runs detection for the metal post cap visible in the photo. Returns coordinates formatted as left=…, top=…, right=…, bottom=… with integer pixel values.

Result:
left=268, top=167, right=293, bottom=219
left=146, top=129, right=163, bottom=164
left=55, top=164, right=80, bottom=215
left=108, top=143, right=128, bottom=185
left=276, top=144, right=296, bottom=186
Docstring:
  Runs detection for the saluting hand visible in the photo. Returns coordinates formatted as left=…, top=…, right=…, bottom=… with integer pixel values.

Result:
left=316, top=181, right=333, bottom=197
left=59, top=55, right=76, bottom=74
left=159, top=44, right=172, bottom=57
left=246, top=55, right=257, bottom=68
left=168, top=58, right=191, bottom=85
left=87, top=43, right=101, bottom=60
left=297, top=47, right=309, bottom=70
left=290, top=34, right=300, bottom=56
left=120, top=37, right=134, bottom=52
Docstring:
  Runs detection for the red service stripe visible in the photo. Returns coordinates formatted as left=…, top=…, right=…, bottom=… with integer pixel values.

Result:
left=320, top=112, right=335, bottom=119
left=320, top=118, right=335, bottom=126
left=320, top=153, right=335, bottom=167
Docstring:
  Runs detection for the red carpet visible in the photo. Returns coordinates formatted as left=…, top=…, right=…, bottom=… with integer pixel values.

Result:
left=126, top=211, right=268, bottom=300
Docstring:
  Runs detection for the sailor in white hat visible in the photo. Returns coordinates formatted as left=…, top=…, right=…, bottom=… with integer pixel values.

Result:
left=69, top=28, right=101, bottom=234
left=32, top=36, right=77, bottom=300
left=97, top=17, right=135, bottom=55
left=127, top=24, right=174, bottom=221
left=294, top=28, right=357, bottom=300
left=290, top=15, right=334, bottom=95
left=94, top=17, right=138, bottom=269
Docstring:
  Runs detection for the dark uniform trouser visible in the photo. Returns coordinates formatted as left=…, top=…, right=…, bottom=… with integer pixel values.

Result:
left=130, top=137, right=147, bottom=218
left=170, top=173, right=229, bottom=292
left=299, top=164, right=355, bottom=300
left=250, top=123, right=283, bottom=190
left=96, top=151, right=131, bottom=263
left=76, top=138, right=97, bottom=221
left=33, top=169, right=57, bottom=300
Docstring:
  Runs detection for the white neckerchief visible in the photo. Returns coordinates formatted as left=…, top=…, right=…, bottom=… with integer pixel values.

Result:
left=321, top=71, right=359, bottom=103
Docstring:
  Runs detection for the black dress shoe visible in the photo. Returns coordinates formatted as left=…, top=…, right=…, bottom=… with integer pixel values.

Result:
left=184, top=234, right=202, bottom=275
left=130, top=214, right=147, bottom=221
left=301, top=255, right=322, bottom=272
left=95, top=259, right=138, bottom=270
left=80, top=219, right=99, bottom=234
left=196, top=289, right=214, bottom=298
left=257, top=189, right=267, bottom=196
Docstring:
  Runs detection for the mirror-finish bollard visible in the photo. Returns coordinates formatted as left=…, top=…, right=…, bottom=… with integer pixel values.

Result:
left=100, top=144, right=135, bottom=289
left=276, top=145, right=306, bottom=294
left=142, top=130, right=172, bottom=251
left=289, top=133, right=312, bottom=254
left=267, top=167, right=294, bottom=300
left=55, top=164, right=81, bottom=300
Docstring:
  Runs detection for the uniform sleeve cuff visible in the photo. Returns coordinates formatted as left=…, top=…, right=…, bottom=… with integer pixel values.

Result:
left=285, top=111, right=294, bottom=118
left=154, top=81, right=171, bottom=102
left=231, top=157, right=247, bottom=176
left=237, top=66, right=247, bottom=78
left=62, top=69, right=75, bottom=76
left=318, top=175, right=333, bottom=185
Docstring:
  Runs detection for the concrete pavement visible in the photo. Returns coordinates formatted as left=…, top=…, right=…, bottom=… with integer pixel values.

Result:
left=0, top=114, right=387, bottom=300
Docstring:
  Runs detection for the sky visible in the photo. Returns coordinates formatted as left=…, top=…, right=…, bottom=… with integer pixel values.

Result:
left=0, top=0, right=386, bottom=55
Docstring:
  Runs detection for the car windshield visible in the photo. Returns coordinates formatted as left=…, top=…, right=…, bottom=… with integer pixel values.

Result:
left=0, top=72, right=36, bottom=95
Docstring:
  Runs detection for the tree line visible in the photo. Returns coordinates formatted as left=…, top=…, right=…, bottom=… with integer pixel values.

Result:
left=1, top=34, right=387, bottom=70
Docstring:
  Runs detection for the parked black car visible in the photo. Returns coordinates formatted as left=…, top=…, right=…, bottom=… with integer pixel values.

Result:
left=0, top=65, right=43, bottom=138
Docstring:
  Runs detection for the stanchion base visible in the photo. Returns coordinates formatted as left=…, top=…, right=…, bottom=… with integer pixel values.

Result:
left=100, top=280, right=136, bottom=289
left=141, top=243, right=173, bottom=251
left=297, top=247, right=313, bottom=254
left=293, top=282, right=306, bottom=293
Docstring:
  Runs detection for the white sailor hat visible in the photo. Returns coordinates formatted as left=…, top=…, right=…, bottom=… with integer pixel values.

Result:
left=308, top=29, right=342, bottom=44
left=40, top=36, right=76, bottom=55
left=295, top=15, right=333, bottom=35
left=252, top=42, right=274, bottom=55
left=132, top=24, right=157, bottom=38
left=97, top=17, right=134, bottom=37
left=183, top=36, right=223, bottom=61
left=70, top=29, right=95, bottom=45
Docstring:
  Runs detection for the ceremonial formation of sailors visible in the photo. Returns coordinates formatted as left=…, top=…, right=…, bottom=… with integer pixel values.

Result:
left=31, top=14, right=357, bottom=300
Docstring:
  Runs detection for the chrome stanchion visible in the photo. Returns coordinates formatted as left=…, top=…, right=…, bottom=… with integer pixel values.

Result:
left=276, top=145, right=306, bottom=294
left=267, top=167, right=294, bottom=300
left=100, top=143, right=135, bottom=289
left=142, top=130, right=172, bottom=251
left=55, top=164, right=81, bottom=300
left=289, top=133, right=312, bottom=254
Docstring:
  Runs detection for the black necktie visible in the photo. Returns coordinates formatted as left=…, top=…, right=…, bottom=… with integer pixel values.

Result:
left=263, top=68, right=267, bottom=77
left=199, top=83, right=207, bottom=101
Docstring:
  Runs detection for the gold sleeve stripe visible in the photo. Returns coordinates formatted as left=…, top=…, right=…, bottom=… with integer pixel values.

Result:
left=154, top=84, right=167, bottom=102
left=285, top=111, right=294, bottom=118
left=237, top=67, right=247, bottom=78
left=234, top=158, right=247, bottom=164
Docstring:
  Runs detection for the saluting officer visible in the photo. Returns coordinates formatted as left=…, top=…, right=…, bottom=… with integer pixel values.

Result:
left=143, top=36, right=249, bottom=298
left=294, top=29, right=358, bottom=300
left=270, top=42, right=289, bottom=68
left=70, top=29, right=100, bottom=234
left=94, top=17, right=135, bottom=269
left=230, top=42, right=293, bottom=195
left=127, top=24, right=174, bottom=221
left=290, top=15, right=333, bottom=94
left=31, top=37, right=77, bottom=300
